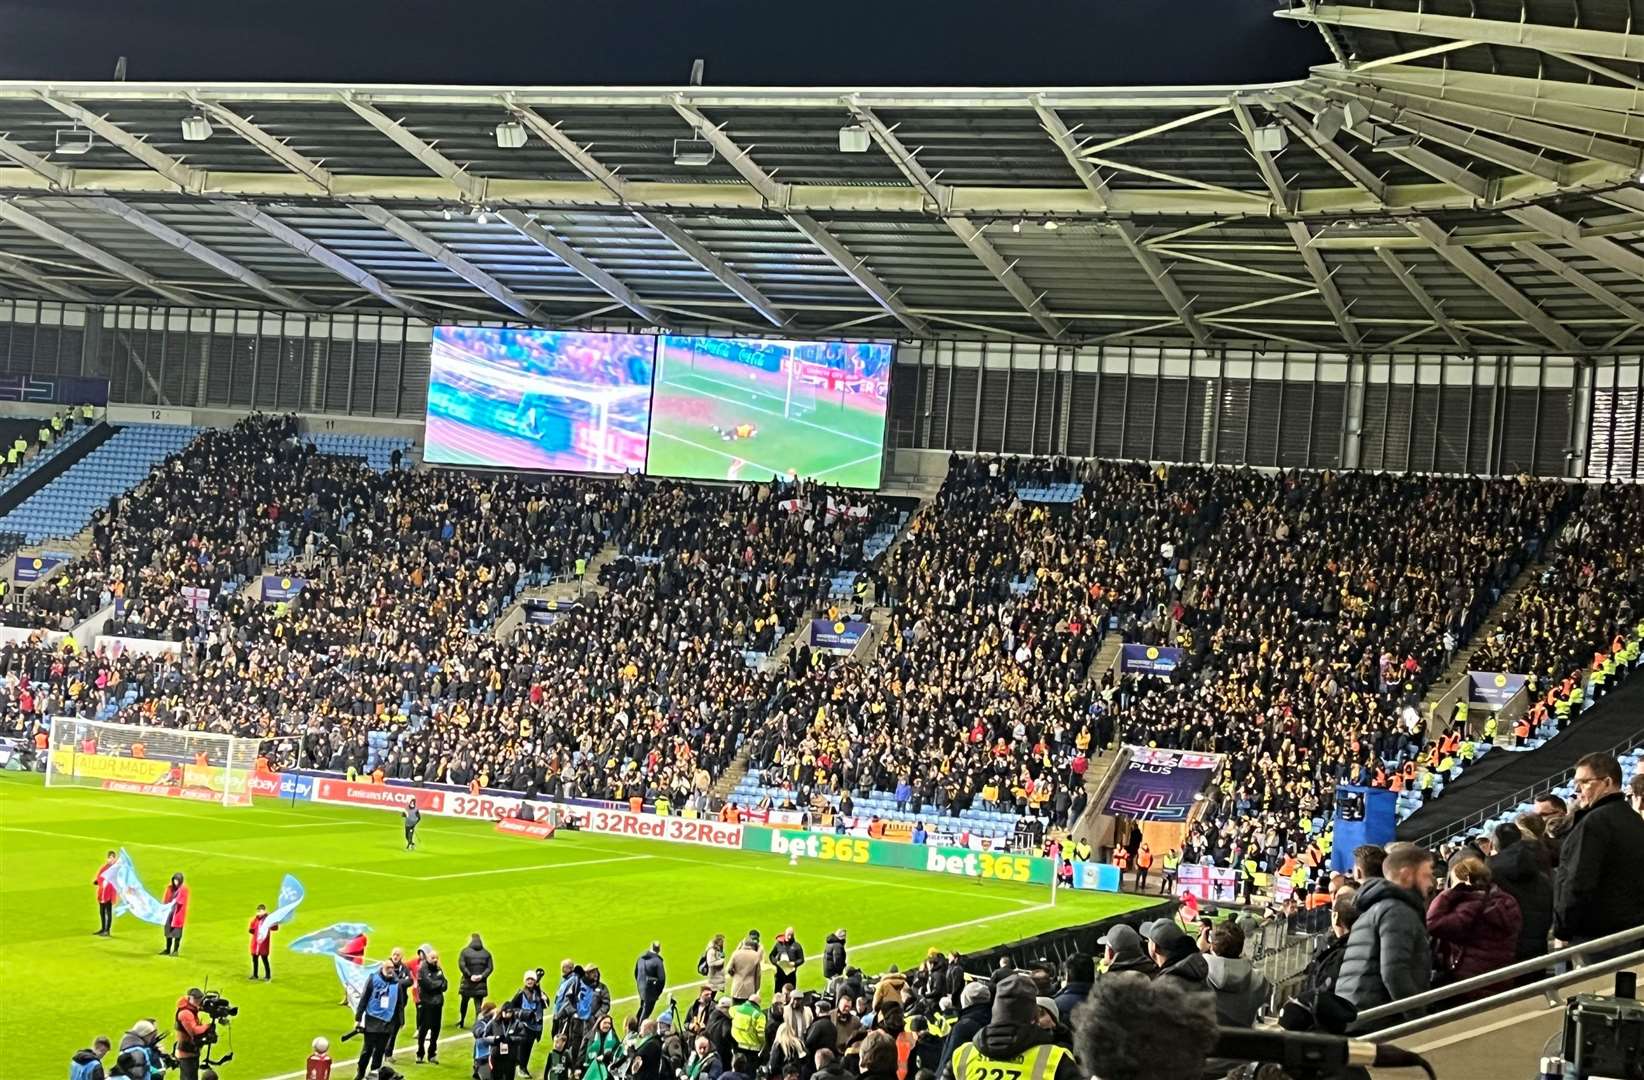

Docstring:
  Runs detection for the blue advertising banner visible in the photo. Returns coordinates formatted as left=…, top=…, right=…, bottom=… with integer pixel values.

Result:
left=13, top=554, right=63, bottom=584
left=811, top=618, right=869, bottom=651
left=1102, top=747, right=1223, bottom=822
left=260, top=575, right=306, bottom=603
left=523, top=597, right=582, bottom=625
left=1072, top=862, right=1123, bottom=892
left=1120, top=643, right=1183, bottom=676
left=1468, top=671, right=1527, bottom=707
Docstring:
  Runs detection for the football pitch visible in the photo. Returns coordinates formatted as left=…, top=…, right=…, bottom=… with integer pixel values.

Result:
left=0, top=775, right=1147, bottom=1080
left=647, top=353, right=887, bottom=488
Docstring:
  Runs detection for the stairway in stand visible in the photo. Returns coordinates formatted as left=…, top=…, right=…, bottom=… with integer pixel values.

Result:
left=1418, top=557, right=1544, bottom=737
left=709, top=741, right=754, bottom=802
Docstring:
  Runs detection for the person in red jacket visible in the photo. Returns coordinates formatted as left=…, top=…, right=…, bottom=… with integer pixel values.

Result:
left=337, top=932, right=369, bottom=1005
left=93, top=850, right=118, bottom=936
left=174, top=988, right=214, bottom=1080
left=161, top=872, right=190, bottom=956
left=1426, top=854, right=1523, bottom=1002
left=249, top=903, right=277, bottom=980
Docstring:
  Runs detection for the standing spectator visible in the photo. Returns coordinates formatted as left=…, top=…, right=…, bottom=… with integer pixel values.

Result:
left=248, top=903, right=275, bottom=981
left=1051, top=955, right=1094, bottom=1020
left=1555, top=752, right=1644, bottom=955
left=685, top=1034, right=723, bottom=1080
left=1335, top=842, right=1434, bottom=1019
left=1487, top=823, right=1554, bottom=967
left=93, top=850, right=117, bottom=937
left=1140, top=921, right=1210, bottom=997
left=1299, top=887, right=1357, bottom=1005
left=1426, top=855, right=1523, bottom=1002
left=1352, top=845, right=1386, bottom=883
left=728, top=934, right=763, bottom=1003
left=402, top=799, right=421, bottom=851
left=508, top=970, right=548, bottom=1079
left=629, top=1019, right=666, bottom=1080
left=581, top=1016, right=622, bottom=1080
left=70, top=1036, right=111, bottom=1080
left=584, top=966, right=612, bottom=1025
left=937, top=983, right=990, bottom=1080
left=1201, top=923, right=1270, bottom=1027
left=353, top=960, right=403, bottom=1080
left=384, top=948, right=414, bottom=1063
left=415, top=947, right=448, bottom=1065
left=635, top=942, right=667, bottom=1021
left=1095, top=926, right=1158, bottom=980
left=160, top=873, right=189, bottom=956
left=458, top=933, right=494, bottom=1028
left=769, top=929, right=805, bottom=995
left=701, top=934, right=728, bottom=995
left=822, top=930, right=847, bottom=981
left=1070, top=974, right=1219, bottom=1080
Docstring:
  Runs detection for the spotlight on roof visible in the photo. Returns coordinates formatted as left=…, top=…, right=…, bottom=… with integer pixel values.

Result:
left=838, top=124, right=870, bottom=153
left=494, top=121, right=527, bottom=149
left=1312, top=105, right=1345, bottom=141
left=1342, top=101, right=1370, bottom=130
left=54, top=127, right=94, bottom=155
left=180, top=114, right=214, bottom=142
left=1372, top=131, right=1415, bottom=151
left=1042, top=219, right=1059, bottom=231
left=1252, top=124, right=1289, bottom=153
left=672, top=137, right=716, bottom=167
left=1011, top=220, right=1022, bottom=233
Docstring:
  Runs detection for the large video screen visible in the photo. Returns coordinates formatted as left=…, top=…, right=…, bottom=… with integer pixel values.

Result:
left=424, top=326, right=655, bottom=473
left=646, top=334, right=891, bottom=487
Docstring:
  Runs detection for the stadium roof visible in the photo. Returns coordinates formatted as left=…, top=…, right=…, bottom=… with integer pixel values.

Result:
left=2, top=0, right=1644, bottom=353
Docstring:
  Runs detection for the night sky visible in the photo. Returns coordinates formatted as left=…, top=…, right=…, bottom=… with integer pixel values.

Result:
left=0, top=0, right=1329, bottom=86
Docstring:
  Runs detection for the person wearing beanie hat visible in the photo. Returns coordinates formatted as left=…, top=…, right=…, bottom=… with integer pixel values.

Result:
left=506, top=968, right=548, bottom=1077
left=949, top=974, right=1078, bottom=1080
left=937, top=981, right=992, bottom=1080
left=822, top=929, right=848, bottom=980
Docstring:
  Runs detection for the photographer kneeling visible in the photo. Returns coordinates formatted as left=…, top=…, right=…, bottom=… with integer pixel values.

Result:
left=174, top=989, right=215, bottom=1080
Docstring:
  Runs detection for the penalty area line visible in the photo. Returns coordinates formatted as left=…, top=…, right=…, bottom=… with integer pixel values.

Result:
left=254, top=901, right=1057, bottom=1080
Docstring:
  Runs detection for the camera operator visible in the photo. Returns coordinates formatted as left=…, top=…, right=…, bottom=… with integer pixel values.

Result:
left=173, top=989, right=214, bottom=1080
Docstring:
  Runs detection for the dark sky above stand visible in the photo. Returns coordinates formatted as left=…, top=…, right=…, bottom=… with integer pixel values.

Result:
left=1, top=0, right=1329, bottom=86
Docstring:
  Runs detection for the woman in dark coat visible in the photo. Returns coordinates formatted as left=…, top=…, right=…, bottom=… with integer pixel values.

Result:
left=1487, top=823, right=1555, bottom=965
left=1426, top=854, right=1523, bottom=1002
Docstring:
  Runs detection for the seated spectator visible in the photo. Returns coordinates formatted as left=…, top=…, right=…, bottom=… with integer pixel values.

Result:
left=1140, top=920, right=1209, bottom=997
left=1426, top=854, right=1522, bottom=1001
left=1335, top=841, right=1433, bottom=1020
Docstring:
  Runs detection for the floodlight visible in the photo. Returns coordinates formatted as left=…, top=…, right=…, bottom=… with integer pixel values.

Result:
left=54, top=127, right=93, bottom=155
left=494, top=121, right=527, bottom=149
left=1252, top=124, right=1289, bottom=153
left=838, top=124, right=870, bottom=153
left=673, top=137, right=715, bottom=167
left=180, top=114, right=214, bottom=142
left=1312, top=105, right=1345, bottom=141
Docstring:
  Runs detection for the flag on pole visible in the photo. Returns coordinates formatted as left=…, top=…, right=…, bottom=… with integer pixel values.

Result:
left=289, top=922, right=373, bottom=955
left=256, top=874, right=305, bottom=944
left=107, top=848, right=176, bottom=926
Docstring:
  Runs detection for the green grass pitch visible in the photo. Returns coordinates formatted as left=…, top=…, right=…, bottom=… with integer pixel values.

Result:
left=0, top=775, right=1148, bottom=1080
left=646, top=347, right=888, bottom=488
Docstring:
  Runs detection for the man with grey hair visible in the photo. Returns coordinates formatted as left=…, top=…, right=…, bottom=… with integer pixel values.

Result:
left=1556, top=752, right=1644, bottom=954
left=1071, top=973, right=1216, bottom=1080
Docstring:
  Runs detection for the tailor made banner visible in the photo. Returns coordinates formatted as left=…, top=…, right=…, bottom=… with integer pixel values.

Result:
left=811, top=618, right=869, bottom=651
left=1119, top=643, right=1183, bottom=676
left=1468, top=671, right=1528, bottom=708
left=745, top=826, right=1120, bottom=892
left=13, top=554, right=63, bottom=584
left=1102, top=747, right=1223, bottom=823
left=260, top=575, right=306, bottom=603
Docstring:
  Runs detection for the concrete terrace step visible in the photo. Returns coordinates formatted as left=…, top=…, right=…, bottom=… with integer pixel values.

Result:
left=710, top=742, right=754, bottom=801
left=1420, top=558, right=1545, bottom=723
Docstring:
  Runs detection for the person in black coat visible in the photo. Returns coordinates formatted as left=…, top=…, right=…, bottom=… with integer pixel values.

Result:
left=458, top=933, right=494, bottom=1028
left=1555, top=754, right=1644, bottom=955
left=635, top=942, right=667, bottom=1021
left=937, top=982, right=991, bottom=1080
left=630, top=1019, right=667, bottom=1080
left=822, top=931, right=847, bottom=981
left=1488, top=823, right=1555, bottom=967
left=1051, top=955, right=1094, bottom=1020
left=415, top=946, right=449, bottom=1064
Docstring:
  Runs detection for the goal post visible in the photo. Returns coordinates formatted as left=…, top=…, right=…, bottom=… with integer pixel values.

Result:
left=783, top=349, right=817, bottom=420
left=45, top=717, right=258, bottom=807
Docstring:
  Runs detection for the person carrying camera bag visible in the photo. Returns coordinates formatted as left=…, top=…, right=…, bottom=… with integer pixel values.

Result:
left=173, top=989, right=213, bottom=1080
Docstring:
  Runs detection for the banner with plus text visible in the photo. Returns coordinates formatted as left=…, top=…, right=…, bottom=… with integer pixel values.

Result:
left=1102, top=747, right=1223, bottom=822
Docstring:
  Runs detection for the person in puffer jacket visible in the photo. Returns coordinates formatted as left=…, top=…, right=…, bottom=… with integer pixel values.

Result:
left=1487, top=823, right=1554, bottom=966
left=1426, top=854, right=1523, bottom=1003
left=950, top=973, right=1080, bottom=1080
left=1139, top=920, right=1211, bottom=999
left=1200, top=922, right=1271, bottom=1027
left=1335, top=841, right=1434, bottom=1020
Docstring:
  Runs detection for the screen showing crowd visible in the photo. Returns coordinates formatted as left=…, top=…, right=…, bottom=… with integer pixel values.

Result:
left=422, top=328, right=893, bottom=487
left=424, top=327, right=656, bottom=473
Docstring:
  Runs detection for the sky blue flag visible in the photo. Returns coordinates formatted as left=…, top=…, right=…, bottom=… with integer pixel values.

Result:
left=108, top=848, right=176, bottom=926
left=255, top=874, right=305, bottom=944
left=288, top=922, right=372, bottom=955
left=335, top=952, right=375, bottom=1011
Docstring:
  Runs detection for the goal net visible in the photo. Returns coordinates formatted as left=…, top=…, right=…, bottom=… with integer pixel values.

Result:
left=784, top=355, right=818, bottom=419
left=45, top=717, right=258, bottom=807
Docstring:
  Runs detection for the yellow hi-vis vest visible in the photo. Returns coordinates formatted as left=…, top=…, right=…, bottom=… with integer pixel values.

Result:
left=730, top=1002, right=767, bottom=1052
left=950, top=1042, right=1071, bottom=1080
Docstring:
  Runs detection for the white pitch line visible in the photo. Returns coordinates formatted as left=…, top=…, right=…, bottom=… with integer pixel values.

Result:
left=648, top=428, right=790, bottom=479
left=256, top=901, right=1058, bottom=1080
left=810, top=451, right=885, bottom=480
left=666, top=371, right=883, bottom=448
left=421, top=855, right=646, bottom=880
left=0, top=825, right=408, bottom=880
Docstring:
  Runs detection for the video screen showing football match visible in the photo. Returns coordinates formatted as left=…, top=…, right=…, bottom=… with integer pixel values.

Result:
left=423, top=326, right=656, bottom=473
left=646, top=334, right=892, bottom=488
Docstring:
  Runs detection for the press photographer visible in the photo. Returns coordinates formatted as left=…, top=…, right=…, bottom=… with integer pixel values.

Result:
left=175, top=987, right=235, bottom=1080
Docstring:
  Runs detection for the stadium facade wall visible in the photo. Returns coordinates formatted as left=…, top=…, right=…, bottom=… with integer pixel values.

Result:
left=0, top=299, right=1640, bottom=481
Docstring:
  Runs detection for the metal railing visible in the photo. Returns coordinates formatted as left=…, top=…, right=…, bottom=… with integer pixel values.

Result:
left=1413, top=723, right=1644, bottom=847
left=1356, top=923, right=1644, bottom=1039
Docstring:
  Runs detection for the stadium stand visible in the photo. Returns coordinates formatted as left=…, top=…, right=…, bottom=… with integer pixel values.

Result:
left=0, top=424, right=196, bottom=550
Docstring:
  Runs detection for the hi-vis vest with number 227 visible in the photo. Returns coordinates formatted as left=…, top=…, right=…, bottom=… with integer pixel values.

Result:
left=950, top=1043, right=1071, bottom=1080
